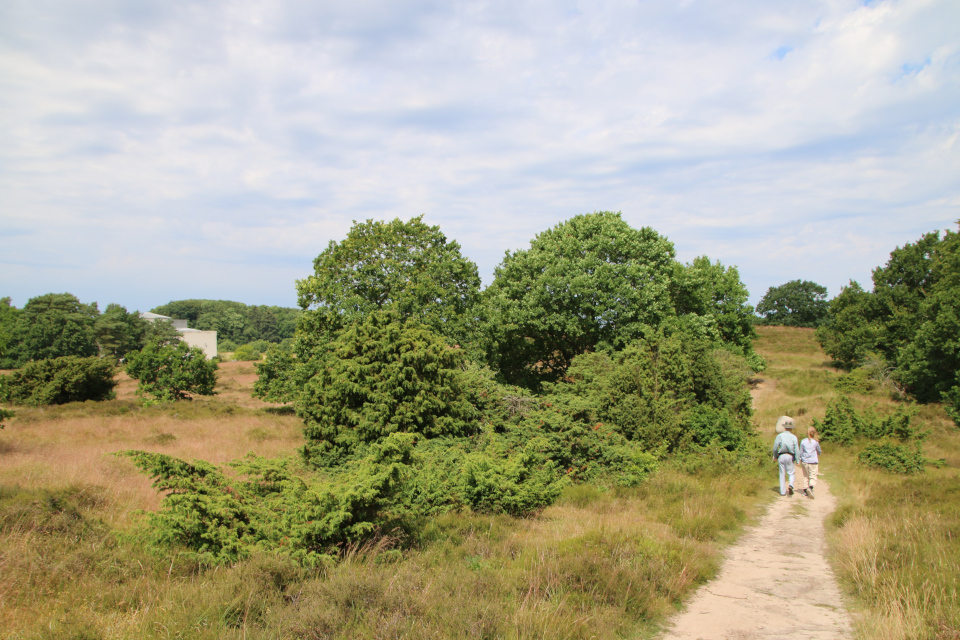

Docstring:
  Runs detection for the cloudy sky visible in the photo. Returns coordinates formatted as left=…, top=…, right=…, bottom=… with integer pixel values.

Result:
left=1, top=0, right=958, bottom=312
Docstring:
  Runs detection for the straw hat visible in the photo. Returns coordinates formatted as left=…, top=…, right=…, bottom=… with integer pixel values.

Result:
left=775, top=416, right=796, bottom=433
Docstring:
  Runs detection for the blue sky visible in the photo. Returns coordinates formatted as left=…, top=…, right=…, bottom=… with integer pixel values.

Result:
left=1, top=0, right=958, bottom=312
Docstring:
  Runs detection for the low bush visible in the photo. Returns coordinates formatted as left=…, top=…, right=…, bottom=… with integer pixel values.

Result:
left=814, top=396, right=923, bottom=445
left=232, top=344, right=262, bottom=361
left=858, top=442, right=927, bottom=474
left=0, top=356, right=117, bottom=406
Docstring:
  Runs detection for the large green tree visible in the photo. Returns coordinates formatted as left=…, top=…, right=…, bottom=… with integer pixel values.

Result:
left=755, top=280, right=829, bottom=328
left=816, top=225, right=960, bottom=420
left=483, top=212, right=677, bottom=389
left=8, top=293, right=99, bottom=364
left=295, top=216, right=482, bottom=353
left=94, top=303, right=150, bottom=361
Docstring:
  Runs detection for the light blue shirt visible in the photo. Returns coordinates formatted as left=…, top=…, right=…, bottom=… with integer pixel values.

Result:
left=772, top=431, right=799, bottom=460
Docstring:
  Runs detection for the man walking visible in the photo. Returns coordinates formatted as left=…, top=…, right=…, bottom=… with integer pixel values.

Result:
left=772, top=416, right=800, bottom=496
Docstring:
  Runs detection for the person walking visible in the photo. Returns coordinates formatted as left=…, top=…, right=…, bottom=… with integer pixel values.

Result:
left=772, top=416, right=800, bottom=496
left=799, top=427, right=822, bottom=498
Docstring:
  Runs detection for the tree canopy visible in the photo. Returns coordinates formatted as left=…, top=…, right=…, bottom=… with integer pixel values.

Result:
left=483, top=212, right=677, bottom=388
left=755, top=280, right=829, bottom=328
left=299, top=309, right=477, bottom=466
left=295, top=216, right=481, bottom=352
left=816, top=224, right=960, bottom=419
left=7, top=293, right=99, bottom=364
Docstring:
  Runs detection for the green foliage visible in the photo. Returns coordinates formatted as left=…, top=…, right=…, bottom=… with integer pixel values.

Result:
left=816, top=281, right=880, bottom=368
left=814, top=396, right=923, bottom=446
left=811, top=396, right=863, bottom=445
left=120, top=433, right=417, bottom=566
left=94, top=303, right=150, bottom=361
left=0, top=407, right=12, bottom=427
left=0, top=356, right=117, bottom=406
left=218, top=339, right=238, bottom=352
left=8, top=293, right=99, bottom=365
left=253, top=342, right=305, bottom=404
left=232, top=344, right=262, bottom=361
left=407, top=437, right=566, bottom=516
left=151, top=299, right=300, bottom=345
left=295, top=216, right=481, bottom=353
left=817, top=226, right=960, bottom=422
left=298, top=310, right=478, bottom=466
left=858, top=442, right=927, bottom=474
left=542, top=328, right=755, bottom=453
left=0, top=296, right=19, bottom=368
left=833, top=367, right=879, bottom=395
left=671, top=256, right=757, bottom=351
left=483, top=212, right=677, bottom=389
left=756, top=279, right=829, bottom=327
left=125, top=339, right=218, bottom=401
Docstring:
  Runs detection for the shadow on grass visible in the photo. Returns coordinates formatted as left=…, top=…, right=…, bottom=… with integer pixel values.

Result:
left=263, top=405, right=296, bottom=416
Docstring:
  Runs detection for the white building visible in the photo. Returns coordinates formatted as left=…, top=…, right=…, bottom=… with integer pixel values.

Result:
left=140, top=312, right=217, bottom=359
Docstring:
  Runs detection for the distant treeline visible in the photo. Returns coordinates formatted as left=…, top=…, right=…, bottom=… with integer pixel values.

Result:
left=150, top=300, right=300, bottom=346
left=0, top=294, right=179, bottom=368
left=0, top=294, right=301, bottom=368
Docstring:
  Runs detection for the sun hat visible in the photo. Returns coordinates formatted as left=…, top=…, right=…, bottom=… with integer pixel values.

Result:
left=775, top=415, right=796, bottom=433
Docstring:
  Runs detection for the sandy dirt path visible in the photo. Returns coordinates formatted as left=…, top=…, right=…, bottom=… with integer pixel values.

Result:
left=658, top=478, right=853, bottom=640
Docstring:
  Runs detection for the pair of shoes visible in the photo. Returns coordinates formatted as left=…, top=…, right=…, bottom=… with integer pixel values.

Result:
left=788, top=486, right=794, bottom=496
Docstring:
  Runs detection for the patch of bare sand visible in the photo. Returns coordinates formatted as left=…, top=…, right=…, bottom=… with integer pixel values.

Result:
left=659, top=478, right=852, bottom=640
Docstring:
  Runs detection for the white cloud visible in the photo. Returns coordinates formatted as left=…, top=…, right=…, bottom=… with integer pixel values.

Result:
left=0, top=0, right=957, bottom=311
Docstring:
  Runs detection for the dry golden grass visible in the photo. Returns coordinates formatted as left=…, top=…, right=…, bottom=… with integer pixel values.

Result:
left=0, top=360, right=302, bottom=524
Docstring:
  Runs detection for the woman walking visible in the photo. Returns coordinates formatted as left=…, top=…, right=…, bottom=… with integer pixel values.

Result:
left=799, top=427, right=822, bottom=498
left=772, top=416, right=800, bottom=496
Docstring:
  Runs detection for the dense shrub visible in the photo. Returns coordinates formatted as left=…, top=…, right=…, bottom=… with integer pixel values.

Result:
left=0, top=407, right=12, bottom=427
left=858, top=442, right=926, bottom=474
left=231, top=344, right=262, bottom=361
left=542, top=329, right=755, bottom=453
left=121, top=433, right=417, bottom=566
left=814, top=397, right=923, bottom=445
left=0, top=356, right=117, bottom=406
left=813, top=396, right=868, bottom=445
left=298, top=310, right=477, bottom=466
left=126, top=339, right=217, bottom=401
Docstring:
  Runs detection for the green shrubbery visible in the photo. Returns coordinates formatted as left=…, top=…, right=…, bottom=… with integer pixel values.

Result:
left=125, top=214, right=764, bottom=566
left=0, top=356, right=117, bottom=406
left=814, top=395, right=933, bottom=474
left=126, top=339, right=218, bottom=401
left=858, top=442, right=927, bottom=474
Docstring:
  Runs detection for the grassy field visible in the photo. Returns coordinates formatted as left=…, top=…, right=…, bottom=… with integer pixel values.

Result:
left=2, top=329, right=957, bottom=639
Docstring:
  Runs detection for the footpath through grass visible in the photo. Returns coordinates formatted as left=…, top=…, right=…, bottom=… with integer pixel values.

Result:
left=752, top=326, right=960, bottom=640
